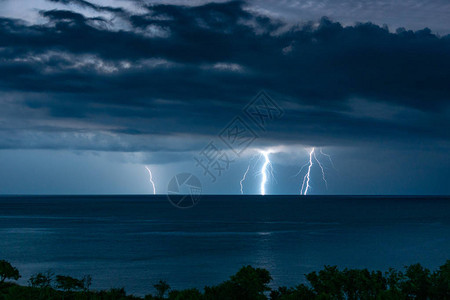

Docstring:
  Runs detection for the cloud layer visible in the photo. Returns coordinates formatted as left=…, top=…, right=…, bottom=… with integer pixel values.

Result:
left=0, top=0, right=449, bottom=152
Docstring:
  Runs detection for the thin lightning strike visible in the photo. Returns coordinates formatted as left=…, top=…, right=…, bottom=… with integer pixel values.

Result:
left=145, top=166, right=156, bottom=195
left=320, top=148, right=336, bottom=170
left=292, top=161, right=310, bottom=178
left=239, top=165, right=250, bottom=194
left=313, top=151, right=328, bottom=189
left=238, top=153, right=259, bottom=194
left=268, top=161, right=277, bottom=184
left=300, top=148, right=314, bottom=195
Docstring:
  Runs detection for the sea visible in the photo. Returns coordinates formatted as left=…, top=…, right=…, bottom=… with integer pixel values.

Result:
left=0, top=195, right=449, bottom=296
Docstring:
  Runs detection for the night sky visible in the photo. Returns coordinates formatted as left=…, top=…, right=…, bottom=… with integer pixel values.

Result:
left=0, top=0, right=448, bottom=195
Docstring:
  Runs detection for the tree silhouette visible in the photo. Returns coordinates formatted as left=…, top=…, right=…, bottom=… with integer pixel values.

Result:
left=55, top=275, right=83, bottom=292
left=82, top=274, right=92, bottom=292
left=29, top=271, right=53, bottom=288
left=401, top=263, right=432, bottom=299
left=0, top=259, right=449, bottom=299
left=154, top=280, right=170, bottom=299
left=205, top=265, right=272, bottom=300
left=0, top=260, right=20, bottom=284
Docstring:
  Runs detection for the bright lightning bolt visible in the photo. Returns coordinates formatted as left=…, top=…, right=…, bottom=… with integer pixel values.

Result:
left=239, top=165, right=250, bottom=194
left=300, top=147, right=314, bottom=195
left=297, top=147, right=334, bottom=195
left=145, top=166, right=156, bottom=195
left=259, top=150, right=272, bottom=196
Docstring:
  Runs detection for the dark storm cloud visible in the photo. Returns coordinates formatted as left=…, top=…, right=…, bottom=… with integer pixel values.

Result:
left=249, top=0, right=450, bottom=35
left=47, top=0, right=127, bottom=14
left=0, top=0, right=449, bottom=151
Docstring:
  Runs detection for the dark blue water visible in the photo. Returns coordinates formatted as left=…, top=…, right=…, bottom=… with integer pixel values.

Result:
left=0, top=195, right=449, bottom=296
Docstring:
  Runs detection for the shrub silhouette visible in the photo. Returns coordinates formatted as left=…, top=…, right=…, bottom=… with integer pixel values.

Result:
left=0, top=259, right=449, bottom=299
left=432, top=260, right=450, bottom=299
left=29, top=271, right=54, bottom=288
left=270, top=284, right=315, bottom=300
left=153, top=280, right=170, bottom=299
left=55, top=275, right=84, bottom=292
left=82, top=274, right=92, bottom=292
left=168, top=288, right=202, bottom=300
left=401, top=263, right=432, bottom=299
left=204, top=265, right=271, bottom=300
left=0, top=260, right=20, bottom=284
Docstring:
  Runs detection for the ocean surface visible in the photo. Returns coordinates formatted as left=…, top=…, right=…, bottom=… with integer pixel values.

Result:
left=0, top=195, right=449, bottom=296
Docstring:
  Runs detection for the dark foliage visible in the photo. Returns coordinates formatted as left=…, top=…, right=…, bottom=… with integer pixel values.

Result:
left=153, top=280, right=170, bottom=299
left=56, top=275, right=84, bottom=292
left=0, top=260, right=449, bottom=299
left=29, top=271, right=54, bottom=288
left=0, top=260, right=20, bottom=285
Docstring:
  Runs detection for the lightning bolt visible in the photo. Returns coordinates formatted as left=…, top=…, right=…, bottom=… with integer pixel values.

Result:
left=297, top=147, right=333, bottom=195
left=259, top=150, right=272, bottom=196
left=145, top=166, right=156, bottom=195
left=313, top=151, right=327, bottom=189
left=239, top=165, right=250, bottom=194
left=300, top=147, right=314, bottom=195
left=292, top=161, right=310, bottom=178
left=320, top=148, right=336, bottom=170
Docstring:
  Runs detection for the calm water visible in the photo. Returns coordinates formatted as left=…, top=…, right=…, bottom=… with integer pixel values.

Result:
left=0, top=195, right=449, bottom=296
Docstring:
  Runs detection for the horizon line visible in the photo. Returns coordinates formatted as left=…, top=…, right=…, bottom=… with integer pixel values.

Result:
left=0, top=194, right=448, bottom=198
